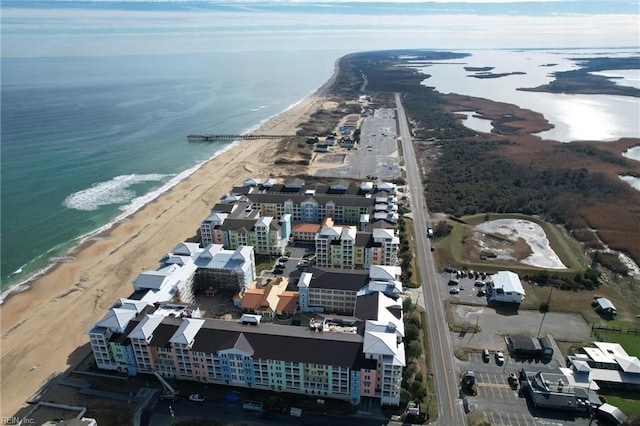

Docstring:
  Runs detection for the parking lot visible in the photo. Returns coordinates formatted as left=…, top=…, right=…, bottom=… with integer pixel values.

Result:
left=432, top=270, right=592, bottom=355
left=411, top=270, right=595, bottom=425
left=313, top=111, right=401, bottom=180
left=461, top=352, right=592, bottom=426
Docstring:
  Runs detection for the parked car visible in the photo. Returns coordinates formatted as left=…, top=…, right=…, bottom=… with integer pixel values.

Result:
left=189, top=394, right=205, bottom=402
left=278, top=256, right=289, bottom=263
left=495, top=351, right=505, bottom=365
left=482, top=349, right=490, bottom=362
left=448, top=279, right=459, bottom=286
left=474, top=280, right=485, bottom=287
left=477, top=289, right=487, bottom=297
left=449, top=287, right=460, bottom=294
left=508, top=373, right=518, bottom=389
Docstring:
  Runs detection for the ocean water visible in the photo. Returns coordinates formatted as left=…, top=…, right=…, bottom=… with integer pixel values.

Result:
left=0, top=50, right=343, bottom=295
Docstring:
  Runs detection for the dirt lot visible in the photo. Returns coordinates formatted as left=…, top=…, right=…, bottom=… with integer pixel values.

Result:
left=449, top=303, right=590, bottom=354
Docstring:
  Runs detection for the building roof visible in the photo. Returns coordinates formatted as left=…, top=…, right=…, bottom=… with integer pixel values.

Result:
left=522, top=369, right=591, bottom=411
left=96, top=308, right=138, bottom=331
left=276, top=291, right=299, bottom=313
left=598, top=403, right=628, bottom=424
left=293, top=223, right=322, bottom=233
left=129, top=314, right=165, bottom=341
left=211, top=203, right=236, bottom=214
left=247, top=192, right=376, bottom=209
left=592, top=342, right=640, bottom=373
left=297, top=272, right=313, bottom=289
left=369, top=265, right=401, bottom=281
left=491, top=271, right=525, bottom=295
left=361, top=292, right=404, bottom=337
left=170, top=242, right=201, bottom=257
left=133, top=265, right=178, bottom=290
left=363, top=330, right=405, bottom=367
left=170, top=318, right=206, bottom=346
left=240, top=278, right=297, bottom=314
left=149, top=321, right=181, bottom=349
left=195, top=245, right=253, bottom=272
left=184, top=318, right=364, bottom=368
left=508, top=335, right=542, bottom=352
left=594, top=297, right=616, bottom=311
left=305, top=267, right=370, bottom=292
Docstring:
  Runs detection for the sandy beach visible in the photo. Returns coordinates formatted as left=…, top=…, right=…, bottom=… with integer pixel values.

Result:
left=0, top=74, right=335, bottom=417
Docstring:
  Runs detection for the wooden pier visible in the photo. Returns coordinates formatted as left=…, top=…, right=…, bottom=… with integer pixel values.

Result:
left=187, top=134, right=293, bottom=142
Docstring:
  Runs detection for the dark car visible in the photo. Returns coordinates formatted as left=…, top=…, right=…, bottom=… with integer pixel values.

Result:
left=508, top=373, right=518, bottom=389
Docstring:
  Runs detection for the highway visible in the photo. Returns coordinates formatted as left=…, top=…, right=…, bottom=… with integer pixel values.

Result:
left=395, top=93, right=466, bottom=426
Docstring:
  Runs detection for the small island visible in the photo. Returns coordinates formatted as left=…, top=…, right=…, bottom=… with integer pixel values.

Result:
left=469, top=71, right=526, bottom=79
left=464, top=66, right=494, bottom=72
left=520, top=56, right=640, bottom=97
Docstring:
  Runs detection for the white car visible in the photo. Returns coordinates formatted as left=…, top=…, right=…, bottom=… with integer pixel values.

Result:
left=189, top=394, right=205, bottom=402
left=449, top=287, right=460, bottom=294
left=495, top=351, right=505, bottom=365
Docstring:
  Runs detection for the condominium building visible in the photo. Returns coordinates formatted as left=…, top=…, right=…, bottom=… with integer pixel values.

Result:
left=296, top=265, right=403, bottom=315
left=194, top=244, right=256, bottom=290
left=245, top=179, right=398, bottom=226
left=315, top=224, right=400, bottom=269
left=200, top=203, right=291, bottom=256
left=89, top=290, right=405, bottom=406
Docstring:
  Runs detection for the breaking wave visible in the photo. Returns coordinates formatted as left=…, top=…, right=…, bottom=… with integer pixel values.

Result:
left=63, top=173, right=170, bottom=211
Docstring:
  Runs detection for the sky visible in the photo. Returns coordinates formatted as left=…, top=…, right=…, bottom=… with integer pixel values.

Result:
left=1, top=1, right=639, bottom=57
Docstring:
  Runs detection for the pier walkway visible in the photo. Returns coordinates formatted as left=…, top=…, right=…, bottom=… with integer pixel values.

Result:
left=187, top=134, right=294, bottom=142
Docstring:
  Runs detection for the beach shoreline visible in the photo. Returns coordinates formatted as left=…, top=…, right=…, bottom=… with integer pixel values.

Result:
left=0, top=64, right=337, bottom=416
left=0, top=60, right=341, bottom=302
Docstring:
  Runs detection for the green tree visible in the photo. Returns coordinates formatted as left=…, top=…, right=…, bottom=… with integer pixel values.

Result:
left=407, top=341, right=423, bottom=359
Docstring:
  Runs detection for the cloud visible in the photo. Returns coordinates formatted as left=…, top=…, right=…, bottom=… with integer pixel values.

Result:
left=2, top=3, right=638, bottom=57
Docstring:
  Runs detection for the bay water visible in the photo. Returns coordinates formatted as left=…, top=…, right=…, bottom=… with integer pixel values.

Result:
left=414, top=49, right=639, bottom=142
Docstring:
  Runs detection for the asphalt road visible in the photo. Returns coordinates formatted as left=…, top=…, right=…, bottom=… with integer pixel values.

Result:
left=395, top=93, right=467, bottom=426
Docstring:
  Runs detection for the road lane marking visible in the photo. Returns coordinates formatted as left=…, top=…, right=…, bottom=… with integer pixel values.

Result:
left=477, top=382, right=512, bottom=389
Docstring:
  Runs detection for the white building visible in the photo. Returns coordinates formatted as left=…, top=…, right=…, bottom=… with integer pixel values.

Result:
left=563, top=342, right=640, bottom=391
left=489, top=271, right=525, bottom=303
